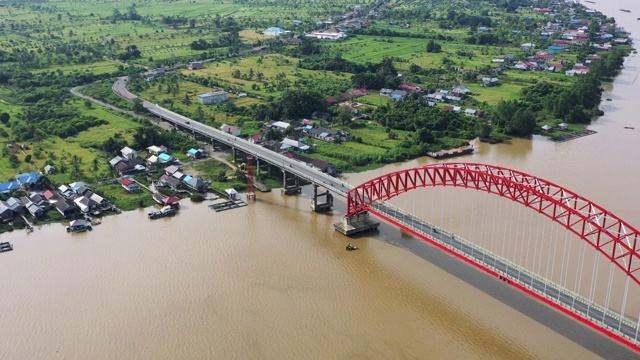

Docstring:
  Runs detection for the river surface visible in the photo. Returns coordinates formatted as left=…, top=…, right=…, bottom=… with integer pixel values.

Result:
left=2, top=1, right=640, bottom=359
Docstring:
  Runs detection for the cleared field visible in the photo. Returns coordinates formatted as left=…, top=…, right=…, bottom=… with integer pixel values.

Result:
left=466, top=82, right=525, bottom=104
left=0, top=100, right=143, bottom=184
left=32, top=61, right=122, bottom=75
left=358, top=94, right=390, bottom=106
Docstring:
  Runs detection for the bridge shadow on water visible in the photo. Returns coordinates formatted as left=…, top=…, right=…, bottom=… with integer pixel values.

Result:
left=373, top=222, right=640, bottom=359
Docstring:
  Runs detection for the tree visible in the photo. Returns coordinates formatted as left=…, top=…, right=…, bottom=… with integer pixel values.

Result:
left=182, top=93, right=191, bottom=106
left=189, top=18, right=196, bottom=28
left=133, top=98, right=146, bottom=113
left=476, top=123, right=492, bottom=139
left=235, top=168, right=247, bottom=181
left=0, top=112, right=9, bottom=124
left=215, top=170, right=227, bottom=182
left=70, top=155, right=83, bottom=179
left=92, top=157, right=99, bottom=172
left=492, top=100, right=518, bottom=129
left=195, top=106, right=204, bottom=120
left=414, top=128, right=435, bottom=144
left=9, top=154, right=20, bottom=168
left=507, top=108, right=536, bottom=136
left=84, top=99, right=92, bottom=108
left=426, top=40, right=442, bottom=53
left=336, top=106, right=353, bottom=126
left=279, top=89, right=326, bottom=119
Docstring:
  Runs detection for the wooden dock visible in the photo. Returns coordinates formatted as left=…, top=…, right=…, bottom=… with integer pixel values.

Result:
left=254, top=181, right=271, bottom=192
left=0, top=242, right=13, bottom=253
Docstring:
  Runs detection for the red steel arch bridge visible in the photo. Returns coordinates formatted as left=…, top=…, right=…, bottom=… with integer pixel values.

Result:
left=338, top=162, right=640, bottom=352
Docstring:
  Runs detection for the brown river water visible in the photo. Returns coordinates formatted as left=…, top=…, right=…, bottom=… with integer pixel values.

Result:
left=2, top=1, right=640, bottom=359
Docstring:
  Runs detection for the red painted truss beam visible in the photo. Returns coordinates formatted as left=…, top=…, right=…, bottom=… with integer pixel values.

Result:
left=346, top=163, right=640, bottom=285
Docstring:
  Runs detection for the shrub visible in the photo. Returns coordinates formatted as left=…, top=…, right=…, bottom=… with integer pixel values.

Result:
left=190, top=194, right=205, bottom=202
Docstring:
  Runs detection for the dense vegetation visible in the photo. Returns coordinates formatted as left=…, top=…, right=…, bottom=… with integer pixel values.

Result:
left=0, top=0, right=632, bottom=181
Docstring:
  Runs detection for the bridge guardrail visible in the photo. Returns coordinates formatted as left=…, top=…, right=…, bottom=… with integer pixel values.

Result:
left=367, top=200, right=640, bottom=341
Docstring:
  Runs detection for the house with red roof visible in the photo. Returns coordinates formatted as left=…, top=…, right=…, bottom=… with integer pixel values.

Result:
left=533, top=54, right=555, bottom=61
left=120, top=178, right=141, bottom=193
left=399, top=83, right=423, bottom=92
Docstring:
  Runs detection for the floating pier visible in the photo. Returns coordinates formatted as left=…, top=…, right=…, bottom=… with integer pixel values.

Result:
left=0, top=242, right=14, bottom=253
left=208, top=200, right=247, bottom=212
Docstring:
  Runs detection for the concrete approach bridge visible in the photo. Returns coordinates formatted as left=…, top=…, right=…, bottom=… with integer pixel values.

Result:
left=113, top=77, right=347, bottom=211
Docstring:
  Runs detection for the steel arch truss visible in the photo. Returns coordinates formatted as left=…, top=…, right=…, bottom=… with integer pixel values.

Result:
left=347, top=163, right=640, bottom=285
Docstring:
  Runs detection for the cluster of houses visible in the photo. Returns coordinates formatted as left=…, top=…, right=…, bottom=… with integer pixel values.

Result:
left=473, top=1, right=631, bottom=78
left=422, top=86, right=481, bottom=116
left=260, top=118, right=349, bottom=145
left=109, top=147, right=151, bottom=176
left=157, top=165, right=207, bottom=193
left=267, top=3, right=388, bottom=43
left=0, top=174, right=109, bottom=223
left=495, top=2, right=632, bottom=76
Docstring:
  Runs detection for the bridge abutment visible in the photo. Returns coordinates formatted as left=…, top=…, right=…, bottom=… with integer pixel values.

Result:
left=334, top=211, right=380, bottom=236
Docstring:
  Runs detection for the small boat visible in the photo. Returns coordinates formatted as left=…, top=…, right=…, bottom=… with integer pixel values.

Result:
left=606, top=98, right=612, bottom=101
left=620, top=9, right=631, bottom=13
left=0, top=242, right=13, bottom=253
left=66, top=219, right=92, bottom=233
left=624, top=126, right=635, bottom=129
left=346, top=244, right=358, bottom=251
left=148, top=205, right=176, bottom=219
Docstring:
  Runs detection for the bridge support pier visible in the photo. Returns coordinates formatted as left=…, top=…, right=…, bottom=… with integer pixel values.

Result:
left=310, top=184, right=333, bottom=212
left=282, top=171, right=301, bottom=195
left=232, top=147, right=246, bottom=163
left=334, top=211, right=380, bottom=236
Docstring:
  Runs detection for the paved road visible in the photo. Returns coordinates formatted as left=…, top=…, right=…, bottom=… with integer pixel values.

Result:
left=112, top=77, right=350, bottom=197
left=369, top=201, right=640, bottom=344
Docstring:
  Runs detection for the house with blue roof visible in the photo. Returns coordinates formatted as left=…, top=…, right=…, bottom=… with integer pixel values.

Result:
left=187, top=148, right=203, bottom=159
left=185, top=177, right=207, bottom=192
left=157, top=152, right=175, bottom=164
left=15, top=172, right=41, bottom=189
left=0, top=180, right=19, bottom=194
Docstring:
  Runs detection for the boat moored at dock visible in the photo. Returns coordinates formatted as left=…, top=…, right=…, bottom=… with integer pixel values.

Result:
left=66, top=219, right=92, bottom=233
left=426, top=145, right=474, bottom=160
left=148, top=206, right=176, bottom=219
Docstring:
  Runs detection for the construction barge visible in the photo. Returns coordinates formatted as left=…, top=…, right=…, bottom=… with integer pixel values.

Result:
left=427, top=145, right=474, bottom=159
left=0, top=242, right=13, bottom=253
left=148, top=205, right=177, bottom=219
